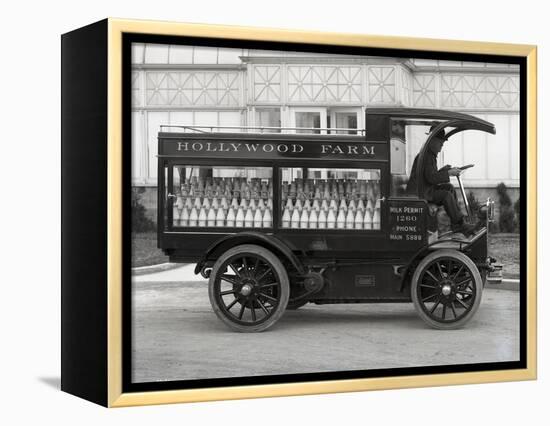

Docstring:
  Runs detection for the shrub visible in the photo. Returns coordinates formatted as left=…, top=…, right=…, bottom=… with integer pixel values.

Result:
left=499, top=207, right=516, bottom=233
left=488, top=220, right=499, bottom=233
left=466, top=191, right=481, bottom=218
left=132, top=188, right=155, bottom=232
left=496, top=183, right=516, bottom=233
left=496, top=182, right=512, bottom=207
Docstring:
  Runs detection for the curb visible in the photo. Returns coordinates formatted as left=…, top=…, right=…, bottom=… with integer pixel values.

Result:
left=132, top=262, right=183, bottom=276
left=486, top=278, right=520, bottom=291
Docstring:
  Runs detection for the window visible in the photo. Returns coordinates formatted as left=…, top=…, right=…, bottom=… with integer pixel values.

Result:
left=171, top=165, right=273, bottom=228
left=280, top=167, right=381, bottom=230
left=328, top=111, right=358, bottom=134
left=295, top=111, right=322, bottom=134
left=255, top=108, right=281, bottom=133
left=289, top=108, right=360, bottom=135
left=391, top=138, right=406, bottom=175
left=390, top=119, right=409, bottom=196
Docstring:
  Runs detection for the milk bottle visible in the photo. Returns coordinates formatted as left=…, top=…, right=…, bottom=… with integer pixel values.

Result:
left=244, top=207, right=254, bottom=227
left=363, top=209, right=372, bottom=230
left=254, top=208, right=263, bottom=227
left=198, top=207, right=207, bottom=227
left=291, top=209, right=300, bottom=229
left=282, top=207, right=291, bottom=228
left=318, top=209, right=327, bottom=229
left=354, top=209, right=363, bottom=229
left=216, top=208, right=226, bottom=227
left=327, top=208, right=336, bottom=229
left=300, top=209, right=309, bottom=229
left=207, top=207, right=216, bottom=227
left=189, top=207, right=198, bottom=227
left=180, top=207, right=189, bottom=227
left=346, top=209, right=355, bottom=229
left=226, top=208, right=236, bottom=227
left=309, top=209, right=318, bottom=229
left=337, top=208, right=346, bottom=229
left=262, top=209, right=272, bottom=228
left=373, top=208, right=380, bottom=230
left=235, top=207, right=245, bottom=227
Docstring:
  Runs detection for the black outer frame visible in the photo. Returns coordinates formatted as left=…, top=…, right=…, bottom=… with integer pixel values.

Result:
left=121, top=33, right=527, bottom=394
left=60, top=20, right=528, bottom=407
left=61, top=19, right=109, bottom=406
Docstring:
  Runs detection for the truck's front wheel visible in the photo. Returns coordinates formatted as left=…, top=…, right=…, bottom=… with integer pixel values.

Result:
left=411, top=249, right=483, bottom=330
left=208, top=244, right=289, bottom=332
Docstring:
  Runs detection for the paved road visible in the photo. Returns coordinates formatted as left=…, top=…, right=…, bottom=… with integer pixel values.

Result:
left=131, top=269, right=520, bottom=383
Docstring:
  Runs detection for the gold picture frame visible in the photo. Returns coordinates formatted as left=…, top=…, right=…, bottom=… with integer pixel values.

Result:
left=62, top=17, right=537, bottom=407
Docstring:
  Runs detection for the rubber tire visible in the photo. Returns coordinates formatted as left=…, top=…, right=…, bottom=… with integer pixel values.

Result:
left=411, top=249, right=483, bottom=330
left=208, top=244, right=289, bottom=332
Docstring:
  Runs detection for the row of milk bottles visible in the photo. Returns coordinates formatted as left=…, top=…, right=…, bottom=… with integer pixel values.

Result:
left=281, top=201, right=380, bottom=230
left=280, top=178, right=381, bottom=229
left=173, top=194, right=273, bottom=228
left=174, top=204, right=273, bottom=228
left=180, top=176, right=273, bottom=200
left=281, top=178, right=380, bottom=202
left=174, top=176, right=273, bottom=227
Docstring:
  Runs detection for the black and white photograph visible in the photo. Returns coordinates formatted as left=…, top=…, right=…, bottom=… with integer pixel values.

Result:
left=128, top=39, right=524, bottom=386
left=5, top=0, right=547, bottom=420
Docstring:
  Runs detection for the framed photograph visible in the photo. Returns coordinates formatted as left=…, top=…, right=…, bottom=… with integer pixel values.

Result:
left=61, top=18, right=537, bottom=407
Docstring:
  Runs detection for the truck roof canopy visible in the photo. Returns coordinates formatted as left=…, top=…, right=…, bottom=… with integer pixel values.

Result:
left=366, top=107, right=496, bottom=135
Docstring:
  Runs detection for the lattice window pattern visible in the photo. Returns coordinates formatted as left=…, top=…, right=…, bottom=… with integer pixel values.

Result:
left=368, top=67, right=396, bottom=103
left=253, top=66, right=281, bottom=102
left=287, top=66, right=362, bottom=103
left=145, top=71, right=241, bottom=106
left=412, top=74, right=436, bottom=107
left=441, top=75, right=519, bottom=109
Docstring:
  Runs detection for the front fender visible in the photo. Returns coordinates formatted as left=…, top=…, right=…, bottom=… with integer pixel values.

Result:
left=399, top=228, right=488, bottom=292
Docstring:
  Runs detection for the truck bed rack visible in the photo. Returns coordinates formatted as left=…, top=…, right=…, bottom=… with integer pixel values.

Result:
left=160, top=124, right=366, bottom=135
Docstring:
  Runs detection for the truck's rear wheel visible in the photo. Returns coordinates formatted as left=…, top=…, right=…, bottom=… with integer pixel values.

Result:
left=208, top=244, right=289, bottom=332
left=411, top=249, right=483, bottom=330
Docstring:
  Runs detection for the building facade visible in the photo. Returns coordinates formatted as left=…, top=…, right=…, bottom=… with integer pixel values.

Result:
left=131, top=43, right=520, bottom=219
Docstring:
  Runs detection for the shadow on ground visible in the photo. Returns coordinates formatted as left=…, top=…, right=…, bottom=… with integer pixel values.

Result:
left=38, top=377, right=60, bottom=390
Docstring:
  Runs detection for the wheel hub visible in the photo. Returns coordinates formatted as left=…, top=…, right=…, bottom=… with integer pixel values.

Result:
left=240, top=283, right=253, bottom=296
left=441, top=284, right=452, bottom=296
left=302, top=271, right=325, bottom=293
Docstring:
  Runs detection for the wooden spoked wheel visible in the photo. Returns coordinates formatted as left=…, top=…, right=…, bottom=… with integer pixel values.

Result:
left=208, top=244, right=289, bottom=332
left=411, top=249, right=483, bottom=330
